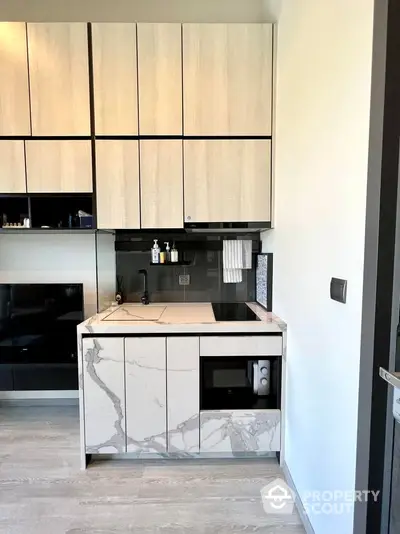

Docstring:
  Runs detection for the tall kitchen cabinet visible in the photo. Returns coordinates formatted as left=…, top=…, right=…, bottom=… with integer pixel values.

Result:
left=184, top=140, right=271, bottom=223
left=183, top=24, right=272, bottom=136
left=91, top=23, right=138, bottom=135
left=137, top=24, right=182, bottom=135
left=0, top=23, right=31, bottom=135
left=27, top=23, right=90, bottom=136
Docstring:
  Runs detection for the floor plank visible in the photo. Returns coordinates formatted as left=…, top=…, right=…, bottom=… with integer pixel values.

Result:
left=0, top=405, right=305, bottom=534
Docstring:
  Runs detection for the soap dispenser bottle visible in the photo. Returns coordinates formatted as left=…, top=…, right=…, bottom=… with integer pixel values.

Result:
left=151, top=239, right=160, bottom=263
left=171, top=242, right=178, bottom=263
left=164, top=242, right=171, bottom=263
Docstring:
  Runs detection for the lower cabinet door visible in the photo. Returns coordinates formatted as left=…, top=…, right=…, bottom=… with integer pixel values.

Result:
left=125, top=338, right=167, bottom=454
left=82, top=337, right=126, bottom=453
left=167, top=337, right=200, bottom=454
left=200, top=410, right=281, bottom=454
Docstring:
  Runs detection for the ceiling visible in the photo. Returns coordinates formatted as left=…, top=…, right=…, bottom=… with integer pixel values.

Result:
left=0, top=0, right=282, bottom=23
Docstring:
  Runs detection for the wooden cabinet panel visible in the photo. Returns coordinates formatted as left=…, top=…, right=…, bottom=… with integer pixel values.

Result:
left=140, top=140, right=183, bottom=229
left=92, top=23, right=138, bottom=135
left=82, top=337, right=126, bottom=453
left=184, top=140, right=271, bottom=223
left=0, top=142, right=26, bottom=193
left=25, top=140, right=92, bottom=193
left=183, top=24, right=272, bottom=135
left=0, top=23, right=30, bottom=135
left=167, top=337, right=200, bottom=454
left=27, top=23, right=90, bottom=135
left=96, top=140, right=140, bottom=229
left=125, top=338, right=167, bottom=454
left=137, top=23, right=182, bottom=135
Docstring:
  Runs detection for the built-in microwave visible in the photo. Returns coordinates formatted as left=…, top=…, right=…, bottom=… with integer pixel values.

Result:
left=200, top=356, right=280, bottom=411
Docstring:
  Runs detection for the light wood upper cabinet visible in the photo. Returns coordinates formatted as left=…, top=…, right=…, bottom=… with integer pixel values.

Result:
left=183, top=24, right=272, bottom=136
left=184, top=140, right=271, bottom=223
left=92, top=23, right=138, bottom=135
left=0, top=23, right=31, bottom=135
left=96, top=140, right=140, bottom=229
left=25, top=140, right=92, bottom=193
left=27, top=23, right=90, bottom=136
left=0, top=142, right=27, bottom=193
left=140, top=140, right=183, bottom=228
left=137, top=24, right=182, bottom=135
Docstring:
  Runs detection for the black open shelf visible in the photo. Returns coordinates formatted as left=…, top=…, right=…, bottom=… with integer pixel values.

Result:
left=30, top=195, right=94, bottom=230
left=150, top=260, right=191, bottom=266
left=0, top=196, right=29, bottom=227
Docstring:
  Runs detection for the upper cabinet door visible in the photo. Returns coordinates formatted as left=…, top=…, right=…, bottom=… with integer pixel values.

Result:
left=27, top=23, right=90, bottom=136
left=0, top=142, right=27, bottom=193
left=0, top=23, right=31, bottom=135
left=92, top=23, right=138, bottom=135
left=25, top=140, right=92, bottom=193
left=137, top=24, right=182, bottom=135
left=96, top=140, right=140, bottom=230
left=183, top=24, right=272, bottom=136
left=184, top=140, right=271, bottom=223
left=140, top=140, right=183, bottom=229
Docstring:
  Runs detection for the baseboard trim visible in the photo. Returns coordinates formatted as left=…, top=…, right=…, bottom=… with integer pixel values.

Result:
left=282, top=461, right=315, bottom=534
left=0, top=390, right=78, bottom=404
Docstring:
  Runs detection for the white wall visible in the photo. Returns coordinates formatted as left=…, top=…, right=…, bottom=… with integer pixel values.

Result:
left=0, top=234, right=97, bottom=317
left=0, top=0, right=279, bottom=22
left=262, top=2, right=375, bottom=533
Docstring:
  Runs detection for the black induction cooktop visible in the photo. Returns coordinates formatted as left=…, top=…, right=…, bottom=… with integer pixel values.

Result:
left=211, top=303, right=260, bottom=322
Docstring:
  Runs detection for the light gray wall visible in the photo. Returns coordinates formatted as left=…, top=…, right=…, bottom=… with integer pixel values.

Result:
left=0, top=234, right=97, bottom=317
left=0, top=0, right=280, bottom=22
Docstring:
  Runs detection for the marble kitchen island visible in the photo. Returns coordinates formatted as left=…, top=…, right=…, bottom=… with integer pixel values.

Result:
left=77, top=303, right=287, bottom=469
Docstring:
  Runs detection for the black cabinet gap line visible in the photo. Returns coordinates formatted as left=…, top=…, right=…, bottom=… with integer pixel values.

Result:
left=0, top=136, right=92, bottom=141
left=87, top=22, right=98, bottom=228
left=93, top=135, right=273, bottom=141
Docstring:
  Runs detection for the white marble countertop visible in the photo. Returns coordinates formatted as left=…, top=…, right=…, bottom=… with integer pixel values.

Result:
left=78, top=302, right=286, bottom=335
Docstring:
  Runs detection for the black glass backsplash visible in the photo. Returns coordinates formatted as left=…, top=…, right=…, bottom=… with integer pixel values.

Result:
left=115, top=231, right=260, bottom=303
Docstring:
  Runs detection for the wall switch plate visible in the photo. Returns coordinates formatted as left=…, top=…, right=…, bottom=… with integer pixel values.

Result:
left=330, top=277, right=347, bottom=303
left=179, top=274, right=190, bottom=286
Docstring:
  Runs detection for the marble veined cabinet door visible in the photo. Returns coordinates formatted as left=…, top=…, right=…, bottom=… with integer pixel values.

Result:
left=82, top=337, right=126, bottom=453
left=200, top=410, right=281, bottom=455
left=125, top=337, right=167, bottom=454
left=167, top=337, right=200, bottom=454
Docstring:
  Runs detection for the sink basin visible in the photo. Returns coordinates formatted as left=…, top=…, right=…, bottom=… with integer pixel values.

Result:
left=102, top=306, right=166, bottom=322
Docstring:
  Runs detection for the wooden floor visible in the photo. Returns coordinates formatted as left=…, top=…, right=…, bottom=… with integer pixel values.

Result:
left=0, top=405, right=306, bottom=534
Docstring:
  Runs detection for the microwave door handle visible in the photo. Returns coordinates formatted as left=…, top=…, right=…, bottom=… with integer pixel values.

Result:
left=253, top=362, right=259, bottom=394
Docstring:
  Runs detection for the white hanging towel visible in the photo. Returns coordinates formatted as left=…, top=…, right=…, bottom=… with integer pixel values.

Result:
left=223, top=240, right=243, bottom=283
left=242, top=240, right=252, bottom=269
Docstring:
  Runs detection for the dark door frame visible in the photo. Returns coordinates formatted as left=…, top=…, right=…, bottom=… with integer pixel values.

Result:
left=354, top=0, right=400, bottom=532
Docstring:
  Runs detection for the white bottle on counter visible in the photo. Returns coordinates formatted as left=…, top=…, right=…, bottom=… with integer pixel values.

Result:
left=171, top=243, right=179, bottom=263
left=151, top=239, right=160, bottom=263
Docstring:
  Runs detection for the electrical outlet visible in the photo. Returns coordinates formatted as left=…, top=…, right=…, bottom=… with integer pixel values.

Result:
left=179, top=274, right=190, bottom=286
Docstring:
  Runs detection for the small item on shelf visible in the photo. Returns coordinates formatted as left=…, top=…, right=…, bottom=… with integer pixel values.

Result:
left=160, top=250, right=166, bottom=264
left=23, top=218, right=30, bottom=228
left=164, top=242, right=171, bottom=263
left=78, top=210, right=93, bottom=229
left=151, top=239, right=160, bottom=263
left=171, top=242, right=179, bottom=263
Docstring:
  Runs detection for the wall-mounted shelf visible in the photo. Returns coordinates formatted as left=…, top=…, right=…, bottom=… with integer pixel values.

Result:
left=150, top=261, right=190, bottom=266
